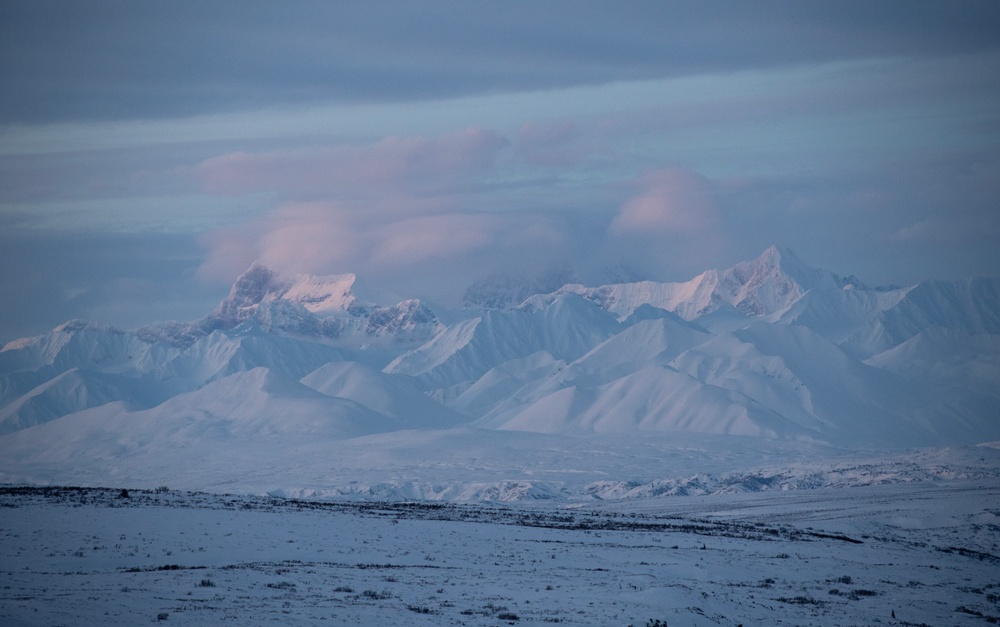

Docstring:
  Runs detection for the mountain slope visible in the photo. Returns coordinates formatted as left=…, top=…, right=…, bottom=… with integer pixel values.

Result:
left=846, top=277, right=1000, bottom=356
left=300, top=361, right=469, bottom=428
left=463, top=314, right=713, bottom=427
left=865, top=328, right=1000, bottom=398
left=384, top=293, right=621, bottom=391
left=0, top=368, right=408, bottom=472
left=0, top=368, right=149, bottom=435
left=495, top=364, right=814, bottom=438
left=724, top=322, right=999, bottom=446
left=470, top=318, right=1000, bottom=447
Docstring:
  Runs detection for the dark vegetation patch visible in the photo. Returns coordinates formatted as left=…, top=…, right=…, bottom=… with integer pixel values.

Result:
left=956, top=605, right=1000, bottom=623
left=937, top=546, right=1000, bottom=564
left=265, top=581, right=296, bottom=590
left=828, top=588, right=880, bottom=600
left=777, top=595, right=826, bottom=606
left=122, top=564, right=207, bottom=573
left=406, top=605, right=436, bottom=614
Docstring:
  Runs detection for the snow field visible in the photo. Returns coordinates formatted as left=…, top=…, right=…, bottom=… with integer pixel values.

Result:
left=2, top=483, right=998, bottom=626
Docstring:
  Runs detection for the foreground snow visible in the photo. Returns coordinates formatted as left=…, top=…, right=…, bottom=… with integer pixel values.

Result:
left=2, top=482, right=998, bottom=626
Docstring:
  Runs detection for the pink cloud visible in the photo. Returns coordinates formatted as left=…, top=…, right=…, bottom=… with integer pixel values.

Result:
left=196, top=127, right=508, bottom=198
left=197, top=226, right=260, bottom=283
left=257, top=203, right=363, bottom=273
left=371, top=214, right=498, bottom=266
left=611, top=168, right=720, bottom=235
left=194, top=128, right=518, bottom=287
left=195, top=191, right=580, bottom=295
left=193, top=134, right=726, bottom=297
left=196, top=202, right=362, bottom=282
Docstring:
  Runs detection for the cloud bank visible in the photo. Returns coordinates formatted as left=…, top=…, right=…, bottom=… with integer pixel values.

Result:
left=192, top=125, right=737, bottom=301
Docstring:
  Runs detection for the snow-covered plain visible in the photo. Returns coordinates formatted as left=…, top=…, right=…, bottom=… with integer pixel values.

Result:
left=2, top=482, right=998, bottom=626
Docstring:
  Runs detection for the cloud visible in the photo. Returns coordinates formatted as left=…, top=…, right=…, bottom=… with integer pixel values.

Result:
left=611, top=168, right=719, bottom=235
left=196, top=128, right=508, bottom=200
left=197, top=202, right=360, bottom=282
left=194, top=128, right=522, bottom=287
left=3, top=1, right=1000, bottom=345
left=515, top=121, right=584, bottom=167
left=257, top=203, right=363, bottom=272
left=890, top=219, right=934, bottom=243
left=188, top=120, right=591, bottom=296
left=197, top=227, right=260, bottom=284
left=195, top=187, right=576, bottom=304
left=194, top=126, right=527, bottom=291
left=594, top=167, right=731, bottom=279
left=4, top=2, right=998, bottom=124
left=193, top=128, right=736, bottom=298
left=371, top=214, right=498, bottom=266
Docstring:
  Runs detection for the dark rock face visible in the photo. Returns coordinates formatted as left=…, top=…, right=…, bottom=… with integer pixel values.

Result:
left=212, top=264, right=281, bottom=328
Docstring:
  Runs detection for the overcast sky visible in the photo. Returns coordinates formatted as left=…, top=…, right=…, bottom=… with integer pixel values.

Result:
left=2, top=1, right=999, bottom=342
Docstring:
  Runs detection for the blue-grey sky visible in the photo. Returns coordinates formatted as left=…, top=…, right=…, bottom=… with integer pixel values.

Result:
left=2, top=1, right=999, bottom=342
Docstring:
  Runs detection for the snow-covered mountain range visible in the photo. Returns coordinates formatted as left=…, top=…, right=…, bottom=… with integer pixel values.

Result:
left=1, top=246, right=998, bottom=495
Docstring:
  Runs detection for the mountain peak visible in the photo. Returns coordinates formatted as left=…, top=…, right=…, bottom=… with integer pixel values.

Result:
left=282, top=272, right=359, bottom=315
left=524, top=246, right=847, bottom=321
left=757, top=244, right=783, bottom=264
left=125, top=264, right=444, bottom=348
left=211, top=264, right=364, bottom=329
left=732, top=246, right=806, bottom=278
left=212, top=264, right=282, bottom=328
left=758, top=246, right=863, bottom=290
left=721, top=247, right=807, bottom=316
